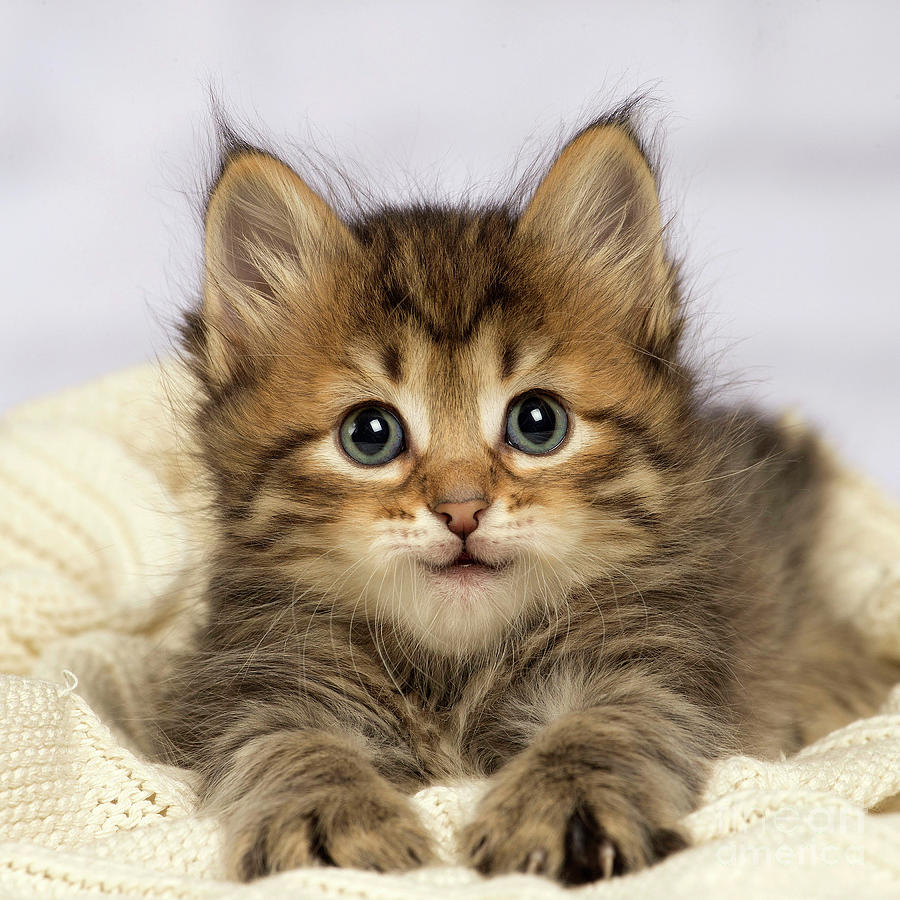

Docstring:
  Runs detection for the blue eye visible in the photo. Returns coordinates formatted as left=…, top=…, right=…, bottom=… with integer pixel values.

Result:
left=340, top=406, right=406, bottom=465
left=505, top=393, right=568, bottom=455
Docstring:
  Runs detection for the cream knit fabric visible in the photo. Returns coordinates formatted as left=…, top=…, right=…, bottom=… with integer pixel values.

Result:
left=1, top=362, right=899, bottom=899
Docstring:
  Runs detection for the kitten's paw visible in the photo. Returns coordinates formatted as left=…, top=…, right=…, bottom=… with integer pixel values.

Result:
left=461, top=773, right=687, bottom=884
left=227, top=781, right=434, bottom=880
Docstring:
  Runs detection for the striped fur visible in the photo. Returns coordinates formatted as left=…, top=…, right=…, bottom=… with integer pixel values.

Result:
left=156, top=109, right=897, bottom=884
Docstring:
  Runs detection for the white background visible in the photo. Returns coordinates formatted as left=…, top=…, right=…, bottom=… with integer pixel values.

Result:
left=2, top=1, right=898, bottom=494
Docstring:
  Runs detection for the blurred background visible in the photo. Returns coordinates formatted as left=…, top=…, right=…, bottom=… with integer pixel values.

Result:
left=1, top=1, right=898, bottom=493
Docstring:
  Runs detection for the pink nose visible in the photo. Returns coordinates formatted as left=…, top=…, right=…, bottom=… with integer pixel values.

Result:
left=433, top=498, right=490, bottom=538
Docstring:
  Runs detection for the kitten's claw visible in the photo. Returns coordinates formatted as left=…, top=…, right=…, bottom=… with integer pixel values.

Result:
left=599, top=839, right=616, bottom=880
left=523, top=849, right=547, bottom=874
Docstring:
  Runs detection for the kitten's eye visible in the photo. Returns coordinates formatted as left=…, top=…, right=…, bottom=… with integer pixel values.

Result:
left=340, top=406, right=406, bottom=465
left=505, top=392, right=568, bottom=455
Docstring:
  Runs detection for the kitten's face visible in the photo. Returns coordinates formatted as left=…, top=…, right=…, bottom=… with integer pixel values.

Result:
left=189, top=123, right=685, bottom=656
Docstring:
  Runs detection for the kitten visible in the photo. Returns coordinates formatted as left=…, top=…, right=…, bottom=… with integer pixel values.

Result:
left=157, top=107, right=898, bottom=884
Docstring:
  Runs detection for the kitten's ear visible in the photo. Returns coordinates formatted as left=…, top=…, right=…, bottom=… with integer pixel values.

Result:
left=197, top=148, right=353, bottom=384
left=518, top=119, right=663, bottom=263
left=517, top=120, right=679, bottom=358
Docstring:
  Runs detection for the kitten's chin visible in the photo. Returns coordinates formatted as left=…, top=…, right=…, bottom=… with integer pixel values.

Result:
left=395, top=561, right=524, bottom=657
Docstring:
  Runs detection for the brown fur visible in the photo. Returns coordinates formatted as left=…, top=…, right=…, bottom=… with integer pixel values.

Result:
left=155, top=108, right=898, bottom=884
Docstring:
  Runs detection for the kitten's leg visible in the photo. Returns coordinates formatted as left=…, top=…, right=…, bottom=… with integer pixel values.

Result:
left=461, top=680, right=719, bottom=883
left=207, top=729, right=435, bottom=880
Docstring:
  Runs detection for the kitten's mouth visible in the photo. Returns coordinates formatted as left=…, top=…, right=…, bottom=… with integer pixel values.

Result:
left=425, top=550, right=508, bottom=576
left=453, top=550, right=478, bottom=567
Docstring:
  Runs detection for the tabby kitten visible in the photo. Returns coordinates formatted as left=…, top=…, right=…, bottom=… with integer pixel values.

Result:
left=158, top=108, right=897, bottom=884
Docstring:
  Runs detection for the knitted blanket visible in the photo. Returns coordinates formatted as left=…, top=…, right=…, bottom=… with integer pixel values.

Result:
left=1, top=362, right=899, bottom=899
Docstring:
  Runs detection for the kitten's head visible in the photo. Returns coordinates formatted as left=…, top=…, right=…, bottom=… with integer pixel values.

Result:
left=185, top=113, right=690, bottom=657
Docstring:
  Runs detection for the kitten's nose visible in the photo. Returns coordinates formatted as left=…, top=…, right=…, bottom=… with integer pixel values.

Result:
left=433, top=498, right=490, bottom=538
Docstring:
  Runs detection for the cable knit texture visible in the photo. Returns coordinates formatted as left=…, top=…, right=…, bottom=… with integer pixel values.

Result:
left=1, top=362, right=899, bottom=898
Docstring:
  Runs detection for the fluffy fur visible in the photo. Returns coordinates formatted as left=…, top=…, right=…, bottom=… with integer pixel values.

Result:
left=156, top=107, right=897, bottom=884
